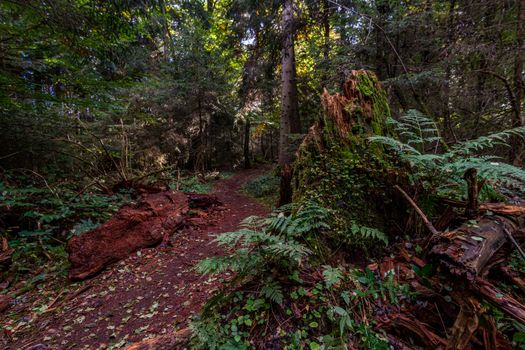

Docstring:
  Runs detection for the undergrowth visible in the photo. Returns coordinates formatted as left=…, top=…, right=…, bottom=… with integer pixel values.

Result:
left=370, top=109, right=525, bottom=199
left=191, top=202, right=409, bottom=349
left=171, top=171, right=234, bottom=194
left=0, top=175, right=132, bottom=280
left=241, top=171, right=279, bottom=207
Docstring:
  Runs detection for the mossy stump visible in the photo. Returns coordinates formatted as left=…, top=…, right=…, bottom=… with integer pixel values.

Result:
left=293, top=70, right=404, bottom=254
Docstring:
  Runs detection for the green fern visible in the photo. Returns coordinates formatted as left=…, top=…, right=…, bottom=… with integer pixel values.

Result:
left=370, top=109, right=525, bottom=197
left=350, top=222, right=388, bottom=245
left=323, top=265, right=343, bottom=288
left=260, top=279, right=284, bottom=304
left=196, top=202, right=331, bottom=284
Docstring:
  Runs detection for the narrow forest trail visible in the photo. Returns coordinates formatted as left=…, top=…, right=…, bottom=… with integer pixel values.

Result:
left=11, top=168, right=270, bottom=350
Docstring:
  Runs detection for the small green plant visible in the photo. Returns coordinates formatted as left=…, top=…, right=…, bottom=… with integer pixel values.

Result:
left=192, top=202, right=403, bottom=349
left=0, top=178, right=130, bottom=278
left=349, top=222, right=388, bottom=246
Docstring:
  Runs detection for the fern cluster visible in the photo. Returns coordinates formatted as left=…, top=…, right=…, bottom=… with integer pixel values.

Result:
left=192, top=202, right=333, bottom=349
left=197, top=201, right=330, bottom=281
left=370, top=109, right=525, bottom=198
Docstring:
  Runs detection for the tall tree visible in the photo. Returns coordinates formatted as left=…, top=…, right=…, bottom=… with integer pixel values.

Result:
left=278, top=0, right=301, bottom=206
left=513, top=0, right=525, bottom=162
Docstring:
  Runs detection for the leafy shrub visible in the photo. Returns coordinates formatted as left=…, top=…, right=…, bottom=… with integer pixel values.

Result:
left=242, top=172, right=279, bottom=198
left=192, top=202, right=400, bottom=349
left=174, top=176, right=214, bottom=193
left=171, top=172, right=232, bottom=194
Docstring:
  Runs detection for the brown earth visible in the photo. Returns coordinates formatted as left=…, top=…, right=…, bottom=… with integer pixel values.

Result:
left=3, top=167, right=270, bottom=350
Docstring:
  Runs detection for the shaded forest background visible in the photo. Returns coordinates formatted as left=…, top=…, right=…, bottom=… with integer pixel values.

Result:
left=1, top=0, right=523, bottom=179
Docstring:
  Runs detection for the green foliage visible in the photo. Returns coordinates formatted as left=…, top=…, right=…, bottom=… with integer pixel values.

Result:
left=241, top=172, right=279, bottom=205
left=192, top=199, right=409, bottom=348
left=196, top=202, right=329, bottom=279
left=370, top=110, right=525, bottom=198
left=193, top=260, right=411, bottom=349
left=350, top=222, right=388, bottom=246
left=0, top=178, right=130, bottom=276
left=175, top=176, right=214, bottom=194
left=322, top=266, right=343, bottom=288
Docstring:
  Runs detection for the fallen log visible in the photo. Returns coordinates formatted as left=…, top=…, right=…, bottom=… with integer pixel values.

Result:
left=67, top=191, right=189, bottom=280
left=480, top=203, right=525, bottom=216
left=426, top=204, right=525, bottom=347
left=428, top=215, right=519, bottom=279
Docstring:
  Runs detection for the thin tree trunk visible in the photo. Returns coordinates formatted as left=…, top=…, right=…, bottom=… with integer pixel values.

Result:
left=512, top=0, right=524, bottom=163
left=443, top=0, right=457, bottom=142
left=278, top=0, right=301, bottom=206
left=514, top=0, right=524, bottom=127
left=243, top=119, right=251, bottom=169
left=321, top=0, right=330, bottom=88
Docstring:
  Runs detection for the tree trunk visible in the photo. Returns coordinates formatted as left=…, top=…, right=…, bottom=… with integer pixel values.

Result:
left=515, top=0, right=524, bottom=127
left=243, top=119, right=251, bottom=169
left=321, top=0, right=330, bottom=88
left=278, top=0, right=301, bottom=206
left=512, top=0, right=525, bottom=163
left=443, top=0, right=457, bottom=142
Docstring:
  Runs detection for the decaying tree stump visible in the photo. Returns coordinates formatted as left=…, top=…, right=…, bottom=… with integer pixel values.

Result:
left=292, top=70, right=407, bottom=246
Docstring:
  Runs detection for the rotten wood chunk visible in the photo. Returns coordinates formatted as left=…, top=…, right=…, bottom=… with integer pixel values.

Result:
left=428, top=216, right=517, bottom=279
left=67, top=191, right=188, bottom=281
left=0, top=294, right=11, bottom=314
left=446, top=296, right=480, bottom=350
left=0, top=237, right=14, bottom=268
left=377, top=313, right=447, bottom=348
left=480, top=202, right=525, bottom=216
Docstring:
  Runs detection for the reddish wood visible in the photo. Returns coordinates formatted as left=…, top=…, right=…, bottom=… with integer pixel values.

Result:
left=67, top=191, right=188, bottom=280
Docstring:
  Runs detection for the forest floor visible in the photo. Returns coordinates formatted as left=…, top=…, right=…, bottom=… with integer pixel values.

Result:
left=4, top=167, right=270, bottom=350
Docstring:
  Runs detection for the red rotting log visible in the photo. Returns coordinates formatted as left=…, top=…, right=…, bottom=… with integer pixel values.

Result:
left=67, top=191, right=188, bottom=280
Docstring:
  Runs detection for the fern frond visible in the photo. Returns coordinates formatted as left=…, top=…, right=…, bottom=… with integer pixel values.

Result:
left=369, top=136, right=421, bottom=156
left=350, top=223, right=388, bottom=245
left=323, top=265, right=343, bottom=288
left=260, top=279, right=283, bottom=304
left=452, top=127, right=525, bottom=156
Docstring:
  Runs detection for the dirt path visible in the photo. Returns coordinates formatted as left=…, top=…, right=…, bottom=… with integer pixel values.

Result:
left=8, top=168, right=269, bottom=350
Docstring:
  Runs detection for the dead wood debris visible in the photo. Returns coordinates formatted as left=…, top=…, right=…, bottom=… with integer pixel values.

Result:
left=372, top=200, right=525, bottom=349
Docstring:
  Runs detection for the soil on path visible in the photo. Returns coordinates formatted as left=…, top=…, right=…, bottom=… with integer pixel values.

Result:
left=7, top=168, right=270, bottom=350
